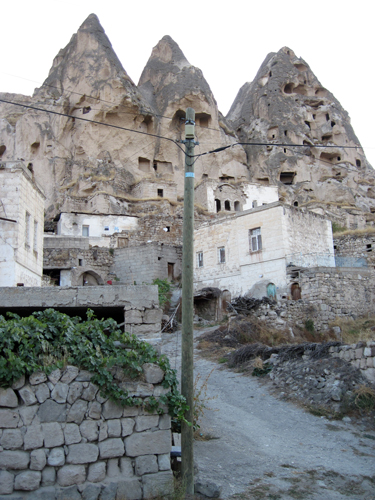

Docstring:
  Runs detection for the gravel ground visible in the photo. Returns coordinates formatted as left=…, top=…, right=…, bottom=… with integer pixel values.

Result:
left=162, top=327, right=375, bottom=499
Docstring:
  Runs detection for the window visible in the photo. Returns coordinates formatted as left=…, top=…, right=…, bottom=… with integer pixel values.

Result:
left=224, top=200, right=231, bottom=211
left=218, top=247, right=225, bottom=264
left=33, top=220, right=38, bottom=253
left=82, top=225, right=89, bottom=237
left=157, top=189, right=164, bottom=198
left=252, top=200, right=258, bottom=208
left=25, top=212, right=31, bottom=248
left=250, top=228, right=262, bottom=252
left=197, top=251, right=204, bottom=268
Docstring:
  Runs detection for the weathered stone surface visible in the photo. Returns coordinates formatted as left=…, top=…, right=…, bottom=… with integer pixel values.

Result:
left=116, top=479, right=142, bottom=500
left=30, top=449, right=47, bottom=470
left=48, top=368, right=62, bottom=385
left=51, top=382, right=69, bottom=403
left=120, top=382, right=154, bottom=397
left=0, top=470, right=14, bottom=494
left=100, top=482, right=117, bottom=500
left=11, top=375, right=25, bottom=391
left=0, top=388, right=18, bottom=408
left=120, top=457, right=134, bottom=477
left=19, top=405, right=38, bottom=426
left=142, top=363, right=164, bottom=384
left=143, top=309, right=163, bottom=325
left=99, top=438, right=125, bottom=458
left=121, top=417, right=135, bottom=437
left=80, top=420, right=99, bottom=441
left=60, top=366, right=79, bottom=384
left=19, top=385, right=37, bottom=406
left=88, top=401, right=102, bottom=419
left=125, top=430, right=170, bottom=456
left=135, top=415, right=159, bottom=432
left=122, top=407, right=139, bottom=417
left=81, top=483, right=101, bottom=500
left=75, top=370, right=93, bottom=382
left=67, top=399, right=88, bottom=424
left=107, top=419, right=121, bottom=437
left=56, top=485, right=81, bottom=500
left=63, top=423, right=82, bottom=445
left=47, top=447, right=65, bottom=466
left=67, top=443, right=99, bottom=464
left=57, top=465, right=86, bottom=487
left=96, top=392, right=108, bottom=404
left=35, top=383, right=50, bottom=404
left=38, top=400, right=67, bottom=423
left=41, top=467, right=56, bottom=486
left=29, top=372, right=47, bottom=386
left=42, top=422, right=64, bottom=447
left=158, top=453, right=171, bottom=471
left=0, top=450, right=30, bottom=469
left=159, top=414, right=171, bottom=430
left=102, top=399, right=123, bottom=419
left=0, top=428, right=23, bottom=449
left=135, top=454, right=158, bottom=475
left=14, top=470, right=41, bottom=491
left=195, top=478, right=222, bottom=498
left=87, top=461, right=106, bottom=482
left=0, top=409, right=19, bottom=428
left=82, top=383, right=98, bottom=401
left=99, top=421, right=108, bottom=442
left=142, top=471, right=174, bottom=499
left=24, top=424, right=44, bottom=449
left=107, top=458, right=121, bottom=477
left=67, top=382, right=84, bottom=404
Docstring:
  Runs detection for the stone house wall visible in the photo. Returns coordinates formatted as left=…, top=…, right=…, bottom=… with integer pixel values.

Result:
left=0, top=365, right=173, bottom=499
left=333, top=232, right=375, bottom=266
left=131, top=180, right=177, bottom=203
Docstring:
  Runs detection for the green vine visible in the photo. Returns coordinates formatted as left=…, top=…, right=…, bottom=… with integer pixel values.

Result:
left=0, top=309, right=189, bottom=421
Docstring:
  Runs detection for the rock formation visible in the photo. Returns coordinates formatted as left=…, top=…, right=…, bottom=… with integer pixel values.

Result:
left=227, top=47, right=375, bottom=227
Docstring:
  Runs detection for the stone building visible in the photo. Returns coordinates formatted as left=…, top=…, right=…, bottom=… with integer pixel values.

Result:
left=193, top=202, right=334, bottom=299
left=0, top=161, right=45, bottom=286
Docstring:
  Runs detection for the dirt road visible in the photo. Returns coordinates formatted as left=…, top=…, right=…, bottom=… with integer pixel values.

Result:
left=162, top=327, right=375, bottom=499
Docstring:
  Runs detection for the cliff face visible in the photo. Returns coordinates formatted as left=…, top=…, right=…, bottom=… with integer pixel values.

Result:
left=227, top=47, right=375, bottom=226
left=0, top=19, right=374, bottom=227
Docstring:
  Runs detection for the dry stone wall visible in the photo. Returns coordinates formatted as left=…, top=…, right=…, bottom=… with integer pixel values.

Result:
left=329, top=342, right=375, bottom=383
left=0, top=365, right=173, bottom=499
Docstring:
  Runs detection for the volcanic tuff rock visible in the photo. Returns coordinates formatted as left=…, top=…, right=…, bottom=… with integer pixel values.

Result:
left=0, top=17, right=374, bottom=227
left=227, top=47, right=375, bottom=227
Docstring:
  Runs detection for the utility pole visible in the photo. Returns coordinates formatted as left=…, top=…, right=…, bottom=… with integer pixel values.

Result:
left=181, top=107, right=196, bottom=496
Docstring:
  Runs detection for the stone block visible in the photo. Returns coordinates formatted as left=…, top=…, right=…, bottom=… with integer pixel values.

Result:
left=360, top=358, right=367, bottom=369
left=122, top=407, right=139, bottom=417
left=0, top=450, right=29, bottom=470
left=364, top=347, right=372, bottom=357
left=103, top=399, right=123, bottom=419
left=56, top=485, right=81, bottom=500
left=24, top=424, right=44, bottom=450
left=47, top=447, right=65, bottom=466
left=142, top=471, right=174, bottom=499
left=143, top=308, right=163, bottom=324
left=121, top=418, right=135, bottom=437
left=64, top=423, right=82, bottom=445
left=67, top=382, right=84, bottom=404
left=87, top=461, right=106, bottom=482
left=0, top=409, right=20, bottom=429
left=116, top=479, right=142, bottom=500
left=60, top=366, right=79, bottom=384
left=195, top=478, right=222, bottom=498
left=82, top=383, right=98, bottom=401
left=100, top=482, right=117, bottom=500
left=135, top=454, right=158, bottom=475
left=67, top=399, right=88, bottom=424
left=0, top=388, right=18, bottom=408
left=125, top=309, right=143, bottom=324
left=355, top=348, right=364, bottom=359
left=159, top=414, right=171, bottom=430
left=29, top=372, right=47, bottom=385
left=107, top=458, right=121, bottom=477
left=108, top=419, right=121, bottom=437
left=34, top=486, right=58, bottom=500
left=41, top=467, right=56, bottom=486
left=11, top=375, right=25, bottom=391
left=135, top=415, right=159, bottom=432
left=0, top=428, right=23, bottom=449
left=363, top=368, right=375, bottom=383
left=96, top=392, right=108, bottom=404
left=80, top=420, right=99, bottom=441
left=51, top=382, right=69, bottom=403
left=0, top=470, right=14, bottom=494
left=35, top=383, right=50, bottom=403
left=30, top=449, right=47, bottom=470
left=158, top=453, right=171, bottom=471
left=120, top=382, right=154, bottom=397
left=19, top=385, right=37, bottom=406
left=48, top=368, right=62, bottom=385
left=120, top=457, right=134, bottom=477
left=154, top=386, right=170, bottom=397
left=67, top=443, right=99, bottom=464
left=142, top=363, right=164, bottom=384
left=82, top=483, right=101, bottom=500
left=38, top=400, right=68, bottom=423
left=125, top=430, right=171, bottom=457
left=57, top=465, right=86, bottom=487
left=88, top=401, right=102, bottom=419
left=14, top=471, right=41, bottom=491
left=42, top=422, right=65, bottom=447
left=367, top=357, right=373, bottom=368
left=131, top=324, right=160, bottom=335
left=99, top=438, right=125, bottom=458
left=75, top=370, right=93, bottom=382
left=99, top=421, right=108, bottom=441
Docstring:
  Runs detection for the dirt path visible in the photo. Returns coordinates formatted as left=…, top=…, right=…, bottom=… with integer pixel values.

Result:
left=162, top=327, right=375, bottom=499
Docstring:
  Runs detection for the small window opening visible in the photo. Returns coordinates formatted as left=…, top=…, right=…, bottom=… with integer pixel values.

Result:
left=337, top=156, right=341, bottom=162
left=224, top=200, right=231, bottom=211
left=0, top=145, right=6, bottom=157
left=104, top=226, right=109, bottom=231
left=27, top=163, right=33, bottom=172
left=158, top=257, right=162, bottom=261
left=326, top=113, right=330, bottom=121
left=322, top=134, right=332, bottom=142
left=356, top=159, right=361, bottom=167
left=30, top=142, right=40, bottom=155
left=269, top=71, right=272, bottom=77
left=163, top=226, right=170, bottom=232
left=313, top=114, right=316, bottom=119
left=218, top=247, right=226, bottom=264
left=79, top=259, right=83, bottom=266
left=250, top=228, right=262, bottom=252
left=284, top=130, right=288, bottom=136
left=202, top=173, right=208, bottom=178
left=215, top=199, right=221, bottom=213
left=367, top=244, right=372, bottom=252
left=234, top=201, right=240, bottom=211
left=252, top=200, right=258, bottom=208
left=153, top=162, right=157, bottom=171
left=82, top=225, right=89, bottom=237
left=83, top=106, right=91, bottom=114
left=304, top=121, right=310, bottom=129
left=17, top=283, right=24, bottom=287
left=272, top=134, right=275, bottom=139
left=284, top=83, right=293, bottom=94
left=294, top=201, right=298, bottom=207
left=280, top=172, right=295, bottom=185
left=284, top=148, right=287, bottom=153
left=334, top=245, right=337, bottom=250
left=157, top=189, right=164, bottom=198
left=197, top=252, right=203, bottom=268
left=331, top=121, right=336, bottom=127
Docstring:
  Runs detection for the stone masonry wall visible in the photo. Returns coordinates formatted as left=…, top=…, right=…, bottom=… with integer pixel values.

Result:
left=329, top=342, right=375, bottom=383
left=334, top=232, right=375, bottom=266
left=0, top=365, right=173, bottom=499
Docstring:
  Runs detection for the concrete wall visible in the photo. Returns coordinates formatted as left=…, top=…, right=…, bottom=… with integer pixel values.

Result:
left=0, top=365, right=173, bottom=498
left=0, top=162, right=45, bottom=286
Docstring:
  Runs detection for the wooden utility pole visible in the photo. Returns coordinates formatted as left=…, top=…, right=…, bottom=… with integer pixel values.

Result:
left=181, top=107, right=196, bottom=496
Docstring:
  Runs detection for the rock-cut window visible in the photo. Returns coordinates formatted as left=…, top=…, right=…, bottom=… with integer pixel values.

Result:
left=197, top=251, right=203, bottom=268
left=218, top=247, right=226, bottom=264
left=250, top=227, right=262, bottom=252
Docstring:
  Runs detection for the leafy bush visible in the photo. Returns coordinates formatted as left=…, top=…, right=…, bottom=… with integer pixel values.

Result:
left=0, top=309, right=188, bottom=421
left=152, top=278, right=171, bottom=307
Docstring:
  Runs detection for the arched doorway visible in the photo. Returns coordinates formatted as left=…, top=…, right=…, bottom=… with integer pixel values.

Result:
left=267, top=283, right=276, bottom=300
left=80, top=271, right=104, bottom=286
left=291, top=282, right=301, bottom=300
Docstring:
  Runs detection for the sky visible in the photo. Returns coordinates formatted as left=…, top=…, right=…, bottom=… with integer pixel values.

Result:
left=1, top=0, right=374, bottom=166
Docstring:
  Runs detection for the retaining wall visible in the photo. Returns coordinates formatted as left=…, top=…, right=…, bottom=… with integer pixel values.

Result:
left=0, top=365, right=173, bottom=499
left=329, top=342, right=375, bottom=383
